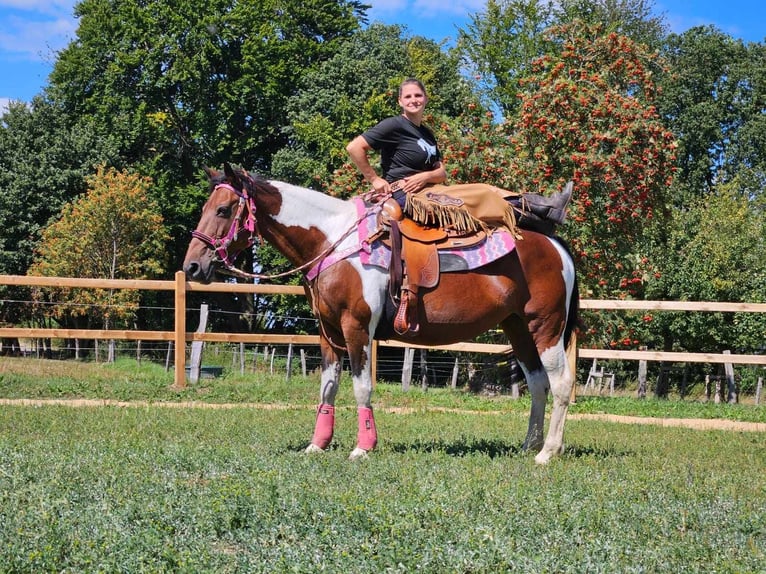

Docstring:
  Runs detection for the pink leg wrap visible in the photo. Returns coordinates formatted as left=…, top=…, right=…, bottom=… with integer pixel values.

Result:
left=356, top=407, right=378, bottom=451
left=311, top=404, right=335, bottom=449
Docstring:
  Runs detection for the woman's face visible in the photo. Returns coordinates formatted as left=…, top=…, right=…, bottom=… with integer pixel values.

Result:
left=398, top=83, right=428, bottom=117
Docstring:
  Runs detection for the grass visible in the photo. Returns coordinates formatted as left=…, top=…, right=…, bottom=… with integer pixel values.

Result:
left=0, top=356, right=764, bottom=571
left=0, top=403, right=764, bottom=572
left=1, top=356, right=764, bottom=423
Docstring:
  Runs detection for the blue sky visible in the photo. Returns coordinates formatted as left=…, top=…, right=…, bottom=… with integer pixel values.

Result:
left=1, top=0, right=764, bottom=112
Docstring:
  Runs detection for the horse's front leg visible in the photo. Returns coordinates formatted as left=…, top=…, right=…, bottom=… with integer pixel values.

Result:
left=305, top=336, right=343, bottom=453
left=346, top=331, right=377, bottom=461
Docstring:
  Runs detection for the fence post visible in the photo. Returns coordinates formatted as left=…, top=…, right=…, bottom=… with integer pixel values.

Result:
left=637, top=346, right=648, bottom=399
left=286, top=343, right=293, bottom=380
left=371, top=340, right=378, bottom=386
left=420, top=348, right=429, bottom=390
left=165, top=341, right=173, bottom=372
left=174, top=271, right=187, bottom=388
left=451, top=357, right=459, bottom=389
left=756, top=377, right=763, bottom=405
left=188, top=304, right=209, bottom=385
left=723, top=350, right=737, bottom=403
left=402, top=347, right=414, bottom=391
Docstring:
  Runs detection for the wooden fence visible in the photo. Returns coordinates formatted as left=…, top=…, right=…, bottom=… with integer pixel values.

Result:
left=1, top=273, right=765, bottom=389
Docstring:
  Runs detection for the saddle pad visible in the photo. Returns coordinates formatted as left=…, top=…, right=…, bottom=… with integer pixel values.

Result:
left=354, top=198, right=515, bottom=272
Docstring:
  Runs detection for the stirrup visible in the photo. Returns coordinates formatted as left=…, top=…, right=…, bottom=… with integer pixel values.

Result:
left=393, top=289, right=419, bottom=336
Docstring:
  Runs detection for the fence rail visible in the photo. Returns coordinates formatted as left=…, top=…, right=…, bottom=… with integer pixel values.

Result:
left=2, top=273, right=765, bottom=388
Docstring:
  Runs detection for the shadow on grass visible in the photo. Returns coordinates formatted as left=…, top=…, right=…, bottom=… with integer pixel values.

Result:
left=390, top=437, right=523, bottom=458
left=390, top=439, right=631, bottom=460
left=563, top=444, right=632, bottom=460
left=283, top=439, right=631, bottom=461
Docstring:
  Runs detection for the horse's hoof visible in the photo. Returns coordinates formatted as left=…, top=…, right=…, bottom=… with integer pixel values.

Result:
left=534, top=450, right=553, bottom=465
left=534, top=444, right=563, bottom=465
left=305, top=443, right=325, bottom=454
left=348, top=447, right=369, bottom=461
left=522, top=439, right=544, bottom=453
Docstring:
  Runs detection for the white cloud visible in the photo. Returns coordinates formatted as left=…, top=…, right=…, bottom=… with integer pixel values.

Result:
left=0, top=1, right=77, bottom=62
left=0, top=97, right=9, bottom=114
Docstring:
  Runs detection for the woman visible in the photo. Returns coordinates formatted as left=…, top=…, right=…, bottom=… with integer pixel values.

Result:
left=346, top=78, right=445, bottom=197
left=347, top=78, right=571, bottom=235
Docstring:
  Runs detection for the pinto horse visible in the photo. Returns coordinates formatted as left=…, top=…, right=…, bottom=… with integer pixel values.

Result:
left=183, top=164, right=579, bottom=464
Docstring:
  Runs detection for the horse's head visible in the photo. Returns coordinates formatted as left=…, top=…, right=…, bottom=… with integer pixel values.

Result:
left=183, top=163, right=258, bottom=283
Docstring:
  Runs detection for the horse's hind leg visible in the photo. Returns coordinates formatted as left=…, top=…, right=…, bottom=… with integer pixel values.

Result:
left=501, top=316, right=547, bottom=453
left=534, top=336, right=575, bottom=464
left=306, top=336, right=343, bottom=453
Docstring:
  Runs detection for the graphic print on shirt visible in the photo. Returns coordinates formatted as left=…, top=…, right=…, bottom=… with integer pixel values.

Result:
left=417, top=138, right=437, bottom=166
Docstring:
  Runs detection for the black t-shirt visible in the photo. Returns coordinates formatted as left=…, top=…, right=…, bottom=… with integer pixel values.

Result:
left=361, top=115, right=441, bottom=183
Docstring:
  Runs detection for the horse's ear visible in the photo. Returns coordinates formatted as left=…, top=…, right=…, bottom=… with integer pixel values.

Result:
left=223, top=162, right=236, bottom=179
left=203, top=166, right=217, bottom=180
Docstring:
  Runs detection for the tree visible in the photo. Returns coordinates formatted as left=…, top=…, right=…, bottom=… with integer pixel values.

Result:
left=29, top=167, right=169, bottom=359
left=49, top=0, right=367, bottom=178
left=554, top=0, right=668, bottom=51
left=0, top=97, right=119, bottom=332
left=456, top=0, right=668, bottom=117
left=506, top=22, right=676, bottom=299
left=457, top=0, right=556, bottom=116
left=645, top=179, right=766, bottom=355
left=658, top=27, right=766, bottom=204
left=273, top=23, right=474, bottom=189
left=47, top=0, right=368, bottom=273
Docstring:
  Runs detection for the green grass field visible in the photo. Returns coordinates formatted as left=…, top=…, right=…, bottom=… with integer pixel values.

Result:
left=0, top=358, right=764, bottom=572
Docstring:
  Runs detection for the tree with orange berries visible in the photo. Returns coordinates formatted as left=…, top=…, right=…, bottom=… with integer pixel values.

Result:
left=436, top=21, right=678, bottom=351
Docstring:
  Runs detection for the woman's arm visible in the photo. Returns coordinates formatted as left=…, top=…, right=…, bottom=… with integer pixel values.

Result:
left=399, top=161, right=447, bottom=193
left=346, top=136, right=390, bottom=194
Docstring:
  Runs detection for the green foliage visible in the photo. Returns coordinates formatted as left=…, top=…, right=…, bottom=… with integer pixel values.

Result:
left=456, top=0, right=668, bottom=116
left=510, top=21, right=676, bottom=293
left=457, top=0, right=556, bottom=116
left=645, top=179, right=766, bottom=353
left=29, top=166, right=169, bottom=329
left=554, top=0, right=668, bottom=50
left=0, top=98, right=121, bottom=327
left=276, top=23, right=474, bottom=190
left=0, top=98, right=118, bottom=277
left=658, top=26, right=765, bottom=203
left=45, top=0, right=368, bottom=270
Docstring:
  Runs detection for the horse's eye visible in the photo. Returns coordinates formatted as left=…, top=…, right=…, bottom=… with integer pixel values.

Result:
left=216, top=205, right=232, bottom=217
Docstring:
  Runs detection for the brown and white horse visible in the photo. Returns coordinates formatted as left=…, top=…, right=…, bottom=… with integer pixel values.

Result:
left=183, top=164, right=579, bottom=464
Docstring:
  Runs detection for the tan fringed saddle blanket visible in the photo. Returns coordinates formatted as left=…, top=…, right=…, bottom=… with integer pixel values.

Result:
left=402, top=183, right=521, bottom=239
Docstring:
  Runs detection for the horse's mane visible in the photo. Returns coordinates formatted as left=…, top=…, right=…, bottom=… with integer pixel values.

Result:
left=208, top=165, right=355, bottom=225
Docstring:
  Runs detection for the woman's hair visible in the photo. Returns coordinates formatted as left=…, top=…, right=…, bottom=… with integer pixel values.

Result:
left=398, top=78, right=427, bottom=97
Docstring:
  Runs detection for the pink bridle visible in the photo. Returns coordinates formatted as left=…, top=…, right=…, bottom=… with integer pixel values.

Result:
left=190, top=182, right=259, bottom=268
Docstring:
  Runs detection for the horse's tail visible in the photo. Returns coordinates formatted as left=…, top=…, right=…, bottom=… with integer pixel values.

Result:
left=550, top=236, right=582, bottom=350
